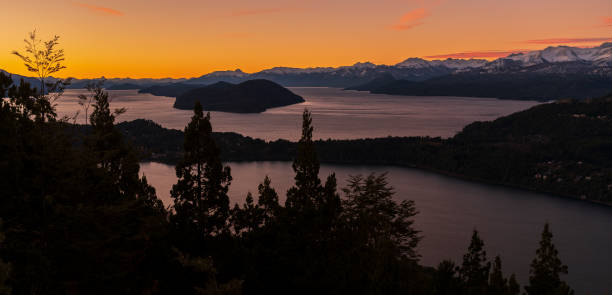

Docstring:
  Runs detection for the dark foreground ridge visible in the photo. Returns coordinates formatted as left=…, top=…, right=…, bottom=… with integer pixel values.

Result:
left=172, top=79, right=305, bottom=113
left=119, top=94, right=612, bottom=206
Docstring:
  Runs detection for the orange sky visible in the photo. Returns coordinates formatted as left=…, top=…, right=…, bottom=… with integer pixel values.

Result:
left=1, top=0, right=611, bottom=78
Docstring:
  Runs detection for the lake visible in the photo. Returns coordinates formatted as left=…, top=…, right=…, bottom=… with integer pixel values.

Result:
left=55, top=87, right=539, bottom=141
left=141, top=161, right=612, bottom=295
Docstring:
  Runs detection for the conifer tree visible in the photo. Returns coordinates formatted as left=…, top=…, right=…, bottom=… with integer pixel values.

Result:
left=285, top=109, right=322, bottom=211
left=82, top=82, right=162, bottom=208
left=459, top=230, right=491, bottom=295
left=285, top=109, right=340, bottom=224
left=508, top=274, right=520, bottom=295
left=171, top=102, right=232, bottom=237
left=256, top=176, right=280, bottom=226
left=525, top=223, right=573, bottom=295
left=342, top=173, right=421, bottom=260
left=488, top=255, right=518, bottom=295
left=433, top=260, right=461, bottom=295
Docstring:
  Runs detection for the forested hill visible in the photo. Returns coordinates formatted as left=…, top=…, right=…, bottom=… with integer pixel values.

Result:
left=118, top=95, right=612, bottom=205
left=348, top=73, right=612, bottom=101
left=173, top=79, right=305, bottom=113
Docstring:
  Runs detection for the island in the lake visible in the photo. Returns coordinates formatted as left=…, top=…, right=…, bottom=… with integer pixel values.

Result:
left=171, top=79, right=305, bottom=113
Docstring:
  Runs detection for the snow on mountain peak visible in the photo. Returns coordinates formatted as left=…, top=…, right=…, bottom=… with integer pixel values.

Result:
left=395, top=58, right=432, bottom=68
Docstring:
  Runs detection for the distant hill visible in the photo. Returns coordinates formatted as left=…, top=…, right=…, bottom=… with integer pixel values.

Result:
left=173, top=79, right=305, bottom=113
left=345, top=73, right=397, bottom=91
left=106, top=83, right=145, bottom=90
left=138, top=83, right=201, bottom=97
left=351, top=73, right=612, bottom=101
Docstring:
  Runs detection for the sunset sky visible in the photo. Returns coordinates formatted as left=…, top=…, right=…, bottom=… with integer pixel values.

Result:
left=1, top=0, right=611, bottom=78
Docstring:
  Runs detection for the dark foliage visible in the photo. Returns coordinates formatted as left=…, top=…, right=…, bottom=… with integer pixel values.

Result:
left=525, top=223, right=573, bottom=295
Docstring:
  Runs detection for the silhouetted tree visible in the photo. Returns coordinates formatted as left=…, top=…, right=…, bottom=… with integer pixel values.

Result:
left=12, top=30, right=65, bottom=94
left=342, top=173, right=421, bottom=260
left=171, top=101, right=232, bottom=239
left=459, top=230, right=490, bottom=295
left=12, top=30, right=69, bottom=122
left=488, top=255, right=519, bottom=295
left=508, top=274, right=520, bottom=295
left=81, top=82, right=163, bottom=209
left=256, top=176, right=280, bottom=226
left=488, top=256, right=506, bottom=294
left=231, top=176, right=280, bottom=235
left=285, top=109, right=341, bottom=226
left=525, top=223, right=573, bottom=295
left=433, top=260, right=461, bottom=295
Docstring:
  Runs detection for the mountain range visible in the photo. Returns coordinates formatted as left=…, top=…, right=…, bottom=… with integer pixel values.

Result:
left=2, top=43, right=612, bottom=92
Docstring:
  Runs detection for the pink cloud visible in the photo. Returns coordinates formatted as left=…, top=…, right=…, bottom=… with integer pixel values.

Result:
left=604, top=17, right=612, bottom=27
left=425, top=50, right=529, bottom=59
left=523, top=37, right=612, bottom=45
left=391, top=8, right=429, bottom=31
left=76, top=3, right=123, bottom=16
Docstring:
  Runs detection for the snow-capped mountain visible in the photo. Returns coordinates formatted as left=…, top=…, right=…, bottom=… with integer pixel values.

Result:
left=498, top=43, right=612, bottom=67
left=3, top=43, right=611, bottom=90
left=395, top=58, right=487, bottom=69
left=185, top=43, right=612, bottom=87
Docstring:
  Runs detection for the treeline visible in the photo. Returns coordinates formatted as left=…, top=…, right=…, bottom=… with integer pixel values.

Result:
left=119, top=95, right=612, bottom=205
left=0, top=71, right=575, bottom=294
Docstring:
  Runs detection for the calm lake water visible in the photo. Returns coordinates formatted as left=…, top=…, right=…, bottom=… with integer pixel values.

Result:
left=141, top=161, right=612, bottom=295
left=55, top=88, right=539, bottom=141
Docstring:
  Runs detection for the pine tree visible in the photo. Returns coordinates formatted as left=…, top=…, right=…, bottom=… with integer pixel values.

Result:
left=285, top=109, right=322, bottom=211
left=433, top=260, right=461, bottom=295
left=171, top=102, right=232, bottom=238
left=508, top=274, right=520, bottom=295
left=285, top=109, right=340, bottom=223
left=82, top=82, right=162, bottom=208
left=488, top=255, right=518, bottom=295
left=459, top=230, right=491, bottom=295
left=342, top=173, right=421, bottom=260
left=525, top=223, right=573, bottom=295
left=256, top=176, right=280, bottom=226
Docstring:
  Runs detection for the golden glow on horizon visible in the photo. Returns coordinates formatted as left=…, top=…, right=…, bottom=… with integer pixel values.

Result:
left=1, top=0, right=611, bottom=79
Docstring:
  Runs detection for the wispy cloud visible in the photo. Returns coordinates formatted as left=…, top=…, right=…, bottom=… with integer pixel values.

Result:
left=391, top=8, right=429, bottom=31
left=604, top=17, right=612, bottom=27
left=75, top=2, right=123, bottom=16
left=523, top=37, right=612, bottom=45
left=229, top=7, right=292, bottom=17
left=425, top=50, right=529, bottom=59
